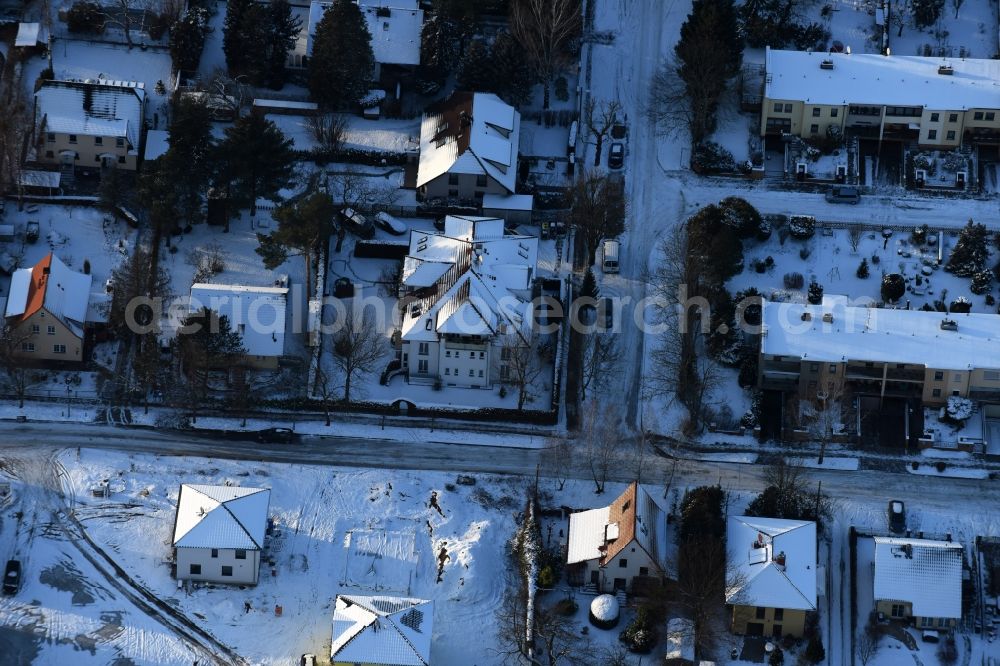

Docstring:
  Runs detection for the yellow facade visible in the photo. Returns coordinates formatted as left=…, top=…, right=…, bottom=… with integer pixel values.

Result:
left=731, top=605, right=807, bottom=638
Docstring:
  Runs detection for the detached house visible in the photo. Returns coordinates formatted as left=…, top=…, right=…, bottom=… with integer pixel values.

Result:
left=873, top=536, right=963, bottom=631
left=565, top=483, right=668, bottom=593
left=330, top=594, right=433, bottom=666
left=726, top=516, right=818, bottom=638
left=416, top=92, right=520, bottom=202
left=34, top=79, right=146, bottom=171
left=3, top=253, right=93, bottom=362
left=172, top=484, right=270, bottom=585
left=399, top=216, right=537, bottom=389
left=189, top=283, right=289, bottom=370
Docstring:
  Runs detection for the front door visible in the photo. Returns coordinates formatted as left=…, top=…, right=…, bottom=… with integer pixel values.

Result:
left=613, top=577, right=626, bottom=591
left=772, top=624, right=782, bottom=638
left=589, top=570, right=599, bottom=586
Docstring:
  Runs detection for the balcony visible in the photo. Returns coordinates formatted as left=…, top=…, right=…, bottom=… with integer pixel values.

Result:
left=762, top=360, right=801, bottom=374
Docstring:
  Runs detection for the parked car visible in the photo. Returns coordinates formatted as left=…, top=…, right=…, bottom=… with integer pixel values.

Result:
left=888, top=500, right=906, bottom=533
left=257, top=427, right=297, bottom=444
left=825, top=186, right=860, bottom=204
left=608, top=142, right=624, bottom=169
left=300, top=655, right=316, bottom=666
left=3, top=560, right=21, bottom=595
left=374, top=211, right=407, bottom=236
left=339, top=208, right=374, bottom=239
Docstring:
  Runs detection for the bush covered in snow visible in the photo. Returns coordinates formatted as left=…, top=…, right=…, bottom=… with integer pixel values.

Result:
left=783, top=272, right=804, bottom=290
left=971, top=270, right=993, bottom=295
left=589, top=594, right=620, bottom=629
left=807, top=281, right=823, bottom=305
left=881, top=273, right=905, bottom=303
left=945, top=220, right=989, bottom=277
left=619, top=606, right=657, bottom=653
left=949, top=296, right=972, bottom=313
left=943, top=396, right=974, bottom=423
left=788, top=215, right=815, bottom=239
left=691, top=142, right=736, bottom=174
left=856, top=258, right=869, bottom=279
left=719, top=197, right=763, bottom=239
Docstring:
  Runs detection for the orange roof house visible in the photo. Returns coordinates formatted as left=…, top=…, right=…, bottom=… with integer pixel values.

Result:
left=566, top=483, right=669, bottom=593
left=5, top=253, right=93, bottom=339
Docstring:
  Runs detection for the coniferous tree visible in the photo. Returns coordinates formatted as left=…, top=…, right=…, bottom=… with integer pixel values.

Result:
left=223, top=0, right=256, bottom=75
left=263, top=0, right=301, bottom=89
left=945, top=220, right=989, bottom=277
left=308, top=0, right=374, bottom=109
left=170, top=7, right=210, bottom=75
left=164, top=96, right=214, bottom=225
left=214, top=115, right=295, bottom=216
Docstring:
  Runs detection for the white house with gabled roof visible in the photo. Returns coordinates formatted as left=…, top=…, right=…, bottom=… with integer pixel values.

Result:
left=873, top=536, right=963, bottom=630
left=726, top=516, right=818, bottom=638
left=33, top=79, right=146, bottom=170
left=172, top=484, right=270, bottom=585
left=189, top=283, right=289, bottom=369
left=330, top=594, right=433, bottom=666
left=399, top=216, right=537, bottom=388
left=417, top=92, right=520, bottom=202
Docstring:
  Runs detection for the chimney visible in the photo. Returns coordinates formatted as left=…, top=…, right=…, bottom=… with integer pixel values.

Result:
left=774, top=551, right=786, bottom=567
left=822, top=313, right=834, bottom=323
left=820, top=59, right=834, bottom=70
left=937, top=64, right=954, bottom=75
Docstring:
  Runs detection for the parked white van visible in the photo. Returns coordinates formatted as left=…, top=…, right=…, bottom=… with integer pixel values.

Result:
left=602, top=239, right=620, bottom=273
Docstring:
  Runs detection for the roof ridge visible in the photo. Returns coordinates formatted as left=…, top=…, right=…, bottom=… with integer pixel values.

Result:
left=217, top=489, right=266, bottom=550
left=771, top=562, right=816, bottom=610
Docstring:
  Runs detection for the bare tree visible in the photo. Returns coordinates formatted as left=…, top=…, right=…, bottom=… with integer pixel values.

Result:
left=201, top=69, right=251, bottom=115
left=508, top=0, right=581, bottom=109
left=648, top=59, right=696, bottom=141
left=328, top=167, right=400, bottom=211
left=673, top=535, right=747, bottom=656
left=856, top=622, right=879, bottom=666
left=0, top=324, right=40, bottom=408
left=564, top=170, right=628, bottom=267
left=100, top=0, right=151, bottom=50
left=498, top=332, right=548, bottom=410
left=952, top=0, right=964, bottom=19
left=581, top=405, right=622, bottom=494
left=0, top=68, right=30, bottom=204
left=494, top=584, right=588, bottom=666
left=891, top=0, right=907, bottom=37
left=311, top=363, right=337, bottom=426
left=806, top=385, right=845, bottom=464
left=579, top=330, right=620, bottom=402
left=330, top=307, right=387, bottom=404
left=848, top=227, right=863, bottom=253
left=584, top=99, right=622, bottom=167
left=539, top=436, right=572, bottom=491
left=131, top=332, right=164, bottom=414
left=309, top=113, right=349, bottom=153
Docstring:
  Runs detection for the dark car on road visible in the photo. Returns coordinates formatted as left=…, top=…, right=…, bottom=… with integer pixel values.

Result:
left=3, top=560, right=21, bottom=595
left=257, top=427, right=296, bottom=444
left=888, top=500, right=906, bottom=534
left=825, top=186, right=860, bottom=204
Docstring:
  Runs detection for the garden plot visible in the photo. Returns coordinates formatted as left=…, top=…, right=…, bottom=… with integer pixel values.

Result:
left=729, top=225, right=994, bottom=314
left=821, top=0, right=997, bottom=58
left=266, top=114, right=421, bottom=154
left=58, top=448, right=522, bottom=665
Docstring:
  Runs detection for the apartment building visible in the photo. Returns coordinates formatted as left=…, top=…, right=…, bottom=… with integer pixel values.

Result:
left=399, top=216, right=537, bottom=389
left=33, top=79, right=146, bottom=171
left=758, top=298, right=1000, bottom=406
left=416, top=92, right=520, bottom=202
left=760, top=47, right=1000, bottom=149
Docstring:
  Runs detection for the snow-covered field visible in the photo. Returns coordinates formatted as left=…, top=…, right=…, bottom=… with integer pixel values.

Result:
left=47, top=449, right=528, bottom=665
left=267, top=114, right=421, bottom=154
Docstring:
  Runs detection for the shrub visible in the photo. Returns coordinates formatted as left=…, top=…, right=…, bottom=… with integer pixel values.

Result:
left=937, top=635, right=958, bottom=665
left=788, top=215, right=815, bottom=239
left=856, top=258, right=870, bottom=279
left=769, top=646, right=785, bottom=666
left=805, top=635, right=826, bottom=664
left=66, top=1, right=104, bottom=34
left=935, top=461, right=947, bottom=473
left=949, top=296, right=972, bottom=313
left=912, top=461, right=919, bottom=470
left=807, top=281, right=823, bottom=305
left=538, top=564, right=557, bottom=588
left=799, top=246, right=811, bottom=260
left=719, top=196, right=763, bottom=239
left=619, top=607, right=657, bottom=653
left=691, top=142, right=736, bottom=174
left=945, top=219, right=989, bottom=277
left=553, top=598, right=577, bottom=616
left=881, top=273, right=905, bottom=303
left=912, top=224, right=928, bottom=244
left=783, top=272, right=804, bottom=290
left=871, top=253, right=881, bottom=265
left=971, top=270, right=992, bottom=295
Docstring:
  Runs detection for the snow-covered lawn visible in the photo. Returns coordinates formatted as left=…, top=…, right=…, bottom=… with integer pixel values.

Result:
left=906, top=463, right=990, bottom=479
left=57, top=449, right=527, bottom=665
left=788, top=455, right=861, bottom=471
left=730, top=225, right=995, bottom=314
left=267, top=114, right=421, bottom=154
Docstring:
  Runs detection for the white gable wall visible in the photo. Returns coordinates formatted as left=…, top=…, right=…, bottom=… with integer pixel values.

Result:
left=176, top=547, right=261, bottom=585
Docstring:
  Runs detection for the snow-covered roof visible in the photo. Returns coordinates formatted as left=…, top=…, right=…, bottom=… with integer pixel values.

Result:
left=172, top=484, right=270, bottom=551
left=566, top=506, right=610, bottom=564
left=764, top=47, right=1000, bottom=110
left=189, top=283, right=288, bottom=358
left=873, top=537, right=963, bottom=619
left=330, top=595, right=432, bottom=666
left=400, top=216, right=536, bottom=343
left=761, top=297, right=1000, bottom=371
left=482, top=193, right=534, bottom=211
left=17, top=169, right=60, bottom=188
left=307, top=0, right=423, bottom=66
left=36, top=79, right=145, bottom=153
left=15, top=22, right=46, bottom=47
left=4, top=254, right=92, bottom=336
left=143, top=129, right=169, bottom=162
left=726, top=516, right=817, bottom=611
left=565, top=483, right=668, bottom=571
left=417, top=92, right=520, bottom=193
left=252, top=98, right=319, bottom=112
